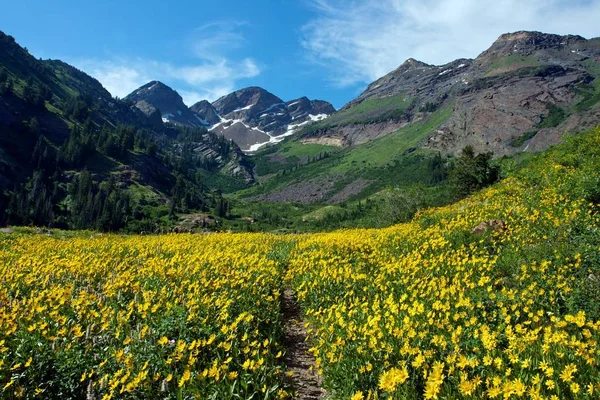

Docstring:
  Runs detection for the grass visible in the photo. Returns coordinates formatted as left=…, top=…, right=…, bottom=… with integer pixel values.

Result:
left=538, top=103, right=569, bottom=129
left=296, top=182, right=456, bottom=231
left=301, top=94, right=413, bottom=134
left=127, top=182, right=163, bottom=202
left=278, top=141, right=337, bottom=159
left=572, top=81, right=600, bottom=113
left=252, top=141, right=340, bottom=177
left=301, top=205, right=344, bottom=221
left=238, top=104, right=454, bottom=203
left=196, top=169, right=252, bottom=193
left=484, top=55, right=541, bottom=76
left=510, top=131, right=537, bottom=148
left=331, top=103, right=453, bottom=172
left=583, top=59, right=600, bottom=78
left=225, top=201, right=321, bottom=233
left=227, top=174, right=456, bottom=233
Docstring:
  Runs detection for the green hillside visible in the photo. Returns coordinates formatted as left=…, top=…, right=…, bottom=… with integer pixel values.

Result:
left=1, top=125, right=599, bottom=399
left=0, top=31, right=254, bottom=233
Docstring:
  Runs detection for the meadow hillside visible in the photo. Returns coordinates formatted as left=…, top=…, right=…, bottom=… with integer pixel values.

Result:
left=1, top=127, right=599, bottom=399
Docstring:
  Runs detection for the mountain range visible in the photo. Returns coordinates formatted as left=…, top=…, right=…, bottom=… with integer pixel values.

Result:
left=125, top=83, right=335, bottom=152
left=243, top=30, right=600, bottom=208
left=300, top=31, right=600, bottom=156
left=1, top=28, right=599, bottom=231
left=0, top=29, right=259, bottom=232
left=123, top=30, right=600, bottom=161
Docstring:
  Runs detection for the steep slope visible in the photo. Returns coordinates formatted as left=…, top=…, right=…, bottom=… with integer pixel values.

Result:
left=125, top=83, right=336, bottom=152
left=284, top=126, right=600, bottom=398
left=0, top=31, right=154, bottom=190
left=191, top=87, right=335, bottom=152
left=125, top=81, right=202, bottom=127
left=242, top=31, right=600, bottom=206
left=189, top=100, right=220, bottom=126
left=302, top=31, right=600, bottom=156
left=0, top=30, right=255, bottom=231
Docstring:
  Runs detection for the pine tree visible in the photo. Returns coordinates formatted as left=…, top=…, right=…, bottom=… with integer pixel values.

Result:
left=428, top=152, right=447, bottom=184
left=450, top=146, right=500, bottom=198
left=28, top=117, right=41, bottom=137
left=217, top=197, right=229, bottom=218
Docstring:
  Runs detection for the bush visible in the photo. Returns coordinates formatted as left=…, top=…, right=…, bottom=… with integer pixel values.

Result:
left=376, top=185, right=425, bottom=225
left=449, top=146, right=499, bottom=197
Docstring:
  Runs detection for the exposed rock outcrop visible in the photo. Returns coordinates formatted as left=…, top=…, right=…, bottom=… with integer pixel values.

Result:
left=306, top=31, right=600, bottom=156
left=125, top=81, right=202, bottom=127
left=192, top=87, right=336, bottom=152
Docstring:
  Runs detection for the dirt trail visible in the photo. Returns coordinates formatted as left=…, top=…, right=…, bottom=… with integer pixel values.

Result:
left=281, top=288, right=326, bottom=399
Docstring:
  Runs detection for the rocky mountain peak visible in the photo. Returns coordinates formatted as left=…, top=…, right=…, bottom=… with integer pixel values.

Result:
left=126, top=81, right=184, bottom=112
left=405, top=57, right=428, bottom=66
left=480, top=31, right=587, bottom=58
left=312, top=30, right=600, bottom=159
left=285, top=97, right=336, bottom=122
left=212, top=86, right=284, bottom=116
left=395, top=58, right=431, bottom=72
left=185, top=87, right=335, bottom=152
left=190, top=100, right=220, bottom=126
left=125, top=81, right=201, bottom=127
left=191, top=99, right=212, bottom=108
left=128, top=81, right=182, bottom=103
left=342, top=58, right=438, bottom=110
left=310, top=99, right=336, bottom=115
left=497, top=31, right=545, bottom=42
left=125, top=82, right=338, bottom=152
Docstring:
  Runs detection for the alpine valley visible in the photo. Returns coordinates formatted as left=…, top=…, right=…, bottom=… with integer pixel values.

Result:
left=5, top=2, right=600, bottom=397
left=1, top=29, right=599, bottom=232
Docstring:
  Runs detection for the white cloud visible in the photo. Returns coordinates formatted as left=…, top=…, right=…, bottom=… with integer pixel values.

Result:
left=173, top=58, right=260, bottom=86
left=190, top=21, right=249, bottom=61
left=179, top=85, right=234, bottom=106
left=302, top=0, right=600, bottom=87
left=178, top=90, right=206, bottom=107
left=71, top=21, right=260, bottom=105
left=80, top=62, right=149, bottom=100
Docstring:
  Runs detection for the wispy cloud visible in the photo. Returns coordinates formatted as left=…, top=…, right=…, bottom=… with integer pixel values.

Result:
left=302, top=0, right=600, bottom=88
left=72, top=21, right=260, bottom=104
left=190, top=21, right=250, bottom=61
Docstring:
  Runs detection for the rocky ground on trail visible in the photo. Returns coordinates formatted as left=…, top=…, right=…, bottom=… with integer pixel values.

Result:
left=281, top=289, right=326, bottom=400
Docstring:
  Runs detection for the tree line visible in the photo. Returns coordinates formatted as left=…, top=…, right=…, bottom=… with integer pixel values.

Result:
left=2, top=122, right=236, bottom=231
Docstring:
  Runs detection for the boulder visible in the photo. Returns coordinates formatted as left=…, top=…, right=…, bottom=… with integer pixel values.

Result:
left=472, top=219, right=506, bottom=234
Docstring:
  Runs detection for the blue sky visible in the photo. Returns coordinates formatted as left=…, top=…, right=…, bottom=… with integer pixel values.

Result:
left=2, top=0, right=600, bottom=109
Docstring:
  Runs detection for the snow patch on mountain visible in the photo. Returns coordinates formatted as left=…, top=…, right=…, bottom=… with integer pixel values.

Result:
left=195, top=115, right=209, bottom=126
left=245, top=114, right=330, bottom=153
left=162, top=113, right=175, bottom=123
left=232, top=104, right=254, bottom=112
left=309, top=114, right=328, bottom=121
left=259, top=102, right=285, bottom=114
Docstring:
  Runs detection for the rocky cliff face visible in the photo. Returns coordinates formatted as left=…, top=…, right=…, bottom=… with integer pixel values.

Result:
left=307, top=31, right=600, bottom=156
left=125, top=83, right=336, bottom=152
left=125, top=81, right=202, bottom=127
left=189, top=100, right=220, bottom=126
left=191, top=87, right=335, bottom=151
left=287, top=97, right=335, bottom=121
